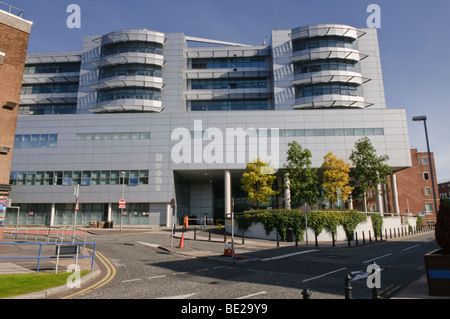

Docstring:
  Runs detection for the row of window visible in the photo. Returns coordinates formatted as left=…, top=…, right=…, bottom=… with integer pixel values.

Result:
left=18, top=104, right=77, bottom=116
left=191, top=100, right=270, bottom=111
left=76, top=132, right=151, bottom=141
left=97, top=87, right=162, bottom=103
left=101, top=41, right=163, bottom=57
left=191, top=57, right=268, bottom=69
left=24, top=62, right=81, bottom=75
left=191, top=78, right=268, bottom=90
left=292, top=36, right=358, bottom=52
left=295, top=83, right=363, bottom=99
left=14, top=134, right=58, bottom=148
left=191, top=128, right=384, bottom=138
left=294, top=58, right=360, bottom=75
left=21, top=82, right=79, bottom=95
left=99, top=63, right=163, bottom=80
left=10, top=170, right=150, bottom=186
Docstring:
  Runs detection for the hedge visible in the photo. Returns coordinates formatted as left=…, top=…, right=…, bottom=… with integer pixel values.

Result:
left=235, top=209, right=369, bottom=242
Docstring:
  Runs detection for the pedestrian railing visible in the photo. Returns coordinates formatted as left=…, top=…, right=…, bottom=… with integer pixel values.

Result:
left=0, top=242, right=96, bottom=274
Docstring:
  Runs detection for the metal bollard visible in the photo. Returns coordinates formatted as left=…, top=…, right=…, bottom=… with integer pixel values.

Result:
left=242, top=232, right=245, bottom=245
left=301, top=289, right=311, bottom=299
left=208, top=228, right=211, bottom=241
left=194, top=228, right=197, bottom=240
left=345, top=274, right=353, bottom=299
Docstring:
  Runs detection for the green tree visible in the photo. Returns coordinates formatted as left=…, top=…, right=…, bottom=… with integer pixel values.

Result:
left=241, top=158, right=278, bottom=209
left=349, top=137, right=392, bottom=212
left=321, top=152, right=354, bottom=208
left=283, top=141, right=319, bottom=206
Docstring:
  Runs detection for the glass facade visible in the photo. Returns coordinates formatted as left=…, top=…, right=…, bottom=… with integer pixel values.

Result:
left=292, top=36, right=358, bottom=52
left=294, top=58, right=360, bottom=75
left=19, top=104, right=77, bottom=115
left=191, top=57, right=267, bottom=69
left=97, top=87, right=162, bottom=103
left=295, top=83, right=363, bottom=98
left=21, top=82, right=79, bottom=94
left=99, top=63, right=163, bottom=79
left=191, top=78, right=267, bottom=90
left=24, top=62, right=80, bottom=74
left=101, top=41, right=163, bottom=57
left=14, top=134, right=58, bottom=148
left=10, top=170, right=149, bottom=186
left=191, top=100, right=270, bottom=111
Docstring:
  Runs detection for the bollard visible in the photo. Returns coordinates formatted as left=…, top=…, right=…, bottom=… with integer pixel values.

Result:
left=385, top=229, right=388, bottom=241
left=372, top=286, right=381, bottom=299
left=344, top=274, right=353, bottom=299
left=276, top=233, right=279, bottom=247
left=242, top=232, right=245, bottom=245
left=209, top=228, right=211, bottom=241
left=301, top=289, right=311, bottom=299
left=332, top=232, right=335, bottom=247
left=194, top=228, right=197, bottom=240
left=355, top=232, right=359, bottom=245
left=362, top=231, right=366, bottom=244
left=369, top=230, right=372, bottom=243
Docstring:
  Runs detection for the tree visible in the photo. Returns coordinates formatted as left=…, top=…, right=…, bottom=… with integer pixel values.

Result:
left=321, top=152, right=353, bottom=209
left=283, top=141, right=319, bottom=206
left=349, top=137, right=392, bottom=211
left=241, top=158, right=278, bottom=209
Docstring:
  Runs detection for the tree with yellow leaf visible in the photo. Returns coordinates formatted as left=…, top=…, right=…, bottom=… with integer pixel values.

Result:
left=321, top=152, right=353, bottom=209
left=241, top=158, right=278, bottom=209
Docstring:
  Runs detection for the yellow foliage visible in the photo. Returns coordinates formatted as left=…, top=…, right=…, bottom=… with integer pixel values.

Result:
left=321, top=152, right=354, bottom=204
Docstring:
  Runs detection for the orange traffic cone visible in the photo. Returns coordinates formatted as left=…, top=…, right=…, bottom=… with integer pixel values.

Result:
left=224, top=237, right=231, bottom=256
left=178, top=232, right=185, bottom=248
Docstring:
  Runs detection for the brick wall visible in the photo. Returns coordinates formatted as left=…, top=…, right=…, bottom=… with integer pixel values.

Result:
left=393, top=149, right=439, bottom=223
left=0, top=11, right=32, bottom=241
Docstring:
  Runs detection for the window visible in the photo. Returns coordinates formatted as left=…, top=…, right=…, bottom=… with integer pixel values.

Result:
left=14, top=134, right=58, bottom=148
left=101, top=41, right=163, bottom=57
left=424, top=187, right=432, bottom=195
left=295, top=83, right=363, bottom=99
left=424, top=172, right=430, bottom=180
left=424, top=203, right=433, bottom=213
left=421, top=157, right=428, bottom=165
left=97, top=87, right=161, bottom=103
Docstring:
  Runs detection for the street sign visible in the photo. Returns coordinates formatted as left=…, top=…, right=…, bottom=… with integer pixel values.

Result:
left=300, top=203, right=311, bottom=215
left=119, top=199, right=126, bottom=209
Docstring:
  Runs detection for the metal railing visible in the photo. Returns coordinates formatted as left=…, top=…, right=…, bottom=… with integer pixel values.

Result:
left=5, top=226, right=89, bottom=245
left=0, top=2, right=23, bottom=17
left=0, top=242, right=96, bottom=274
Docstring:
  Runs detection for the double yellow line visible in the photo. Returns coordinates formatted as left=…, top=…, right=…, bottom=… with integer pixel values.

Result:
left=62, top=249, right=116, bottom=299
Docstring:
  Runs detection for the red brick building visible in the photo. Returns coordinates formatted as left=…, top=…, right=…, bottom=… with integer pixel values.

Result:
left=0, top=6, right=32, bottom=241
left=439, top=181, right=450, bottom=201
left=368, top=149, right=439, bottom=225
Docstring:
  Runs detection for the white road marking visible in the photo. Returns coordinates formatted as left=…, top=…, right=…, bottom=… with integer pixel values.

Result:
left=122, top=278, right=142, bottom=283
left=302, top=267, right=347, bottom=283
left=237, top=291, right=267, bottom=299
left=147, top=275, right=167, bottom=280
left=260, top=249, right=318, bottom=262
left=157, top=293, right=197, bottom=299
left=402, top=244, right=420, bottom=251
left=362, top=253, right=392, bottom=264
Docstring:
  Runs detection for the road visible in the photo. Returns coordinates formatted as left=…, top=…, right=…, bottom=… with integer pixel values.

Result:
left=56, top=229, right=438, bottom=300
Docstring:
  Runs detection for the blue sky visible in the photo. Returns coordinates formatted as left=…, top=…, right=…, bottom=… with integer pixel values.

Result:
left=6, top=0, right=450, bottom=182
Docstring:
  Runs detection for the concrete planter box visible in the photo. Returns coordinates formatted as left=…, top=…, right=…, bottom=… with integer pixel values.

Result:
left=424, top=249, right=450, bottom=296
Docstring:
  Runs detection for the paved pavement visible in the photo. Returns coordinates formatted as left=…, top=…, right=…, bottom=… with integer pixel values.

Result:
left=0, top=227, right=448, bottom=299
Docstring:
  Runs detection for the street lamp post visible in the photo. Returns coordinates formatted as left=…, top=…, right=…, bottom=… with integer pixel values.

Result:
left=412, top=116, right=439, bottom=216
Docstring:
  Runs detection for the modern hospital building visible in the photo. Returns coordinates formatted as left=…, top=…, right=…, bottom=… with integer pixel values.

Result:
left=6, top=24, right=412, bottom=227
